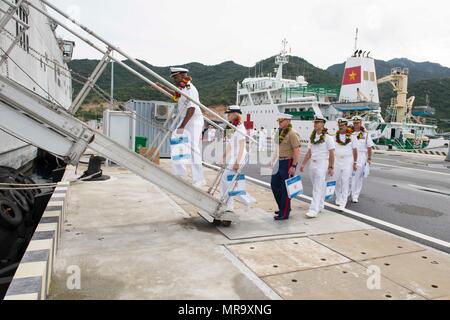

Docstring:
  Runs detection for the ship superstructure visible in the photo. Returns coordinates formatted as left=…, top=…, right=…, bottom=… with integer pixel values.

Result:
left=0, top=0, right=74, bottom=170
left=239, top=40, right=439, bottom=150
left=238, top=40, right=340, bottom=136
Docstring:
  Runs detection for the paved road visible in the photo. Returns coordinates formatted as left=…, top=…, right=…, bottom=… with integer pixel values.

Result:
left=243, top=149, right=450, bottom=243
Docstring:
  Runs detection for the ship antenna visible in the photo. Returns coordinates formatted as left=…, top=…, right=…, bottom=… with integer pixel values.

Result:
left=354, top=27, right=359, bottom=52
left=282, top=38, right=288, bottom=56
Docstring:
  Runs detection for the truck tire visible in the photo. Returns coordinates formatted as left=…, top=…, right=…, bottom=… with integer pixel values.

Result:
left=4, top=189, right=30, bottom=213
left=0, top=196, right=23, bottom=230
left=0, top=176, right=35, bottom=208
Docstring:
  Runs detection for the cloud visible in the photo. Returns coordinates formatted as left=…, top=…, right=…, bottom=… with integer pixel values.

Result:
left=53, top=0, right=450, bottom=69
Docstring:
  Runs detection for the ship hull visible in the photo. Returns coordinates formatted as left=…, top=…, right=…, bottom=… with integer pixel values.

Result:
left=0, top=131, right=37, bottom=171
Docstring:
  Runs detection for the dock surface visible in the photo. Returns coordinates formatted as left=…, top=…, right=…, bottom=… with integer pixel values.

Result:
left=48, top=162, right=450, bottom=300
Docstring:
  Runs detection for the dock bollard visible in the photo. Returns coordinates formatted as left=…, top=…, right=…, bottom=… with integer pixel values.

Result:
left=446, top=141, right=450, bottom=162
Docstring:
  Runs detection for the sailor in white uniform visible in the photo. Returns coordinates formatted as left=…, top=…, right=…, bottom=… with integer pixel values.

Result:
left=220, top=106, right=255, bottom=211
left=334, top=118, right=358, bottom=211
left=351, top=116, right=375, bottom=203
left=300, top=116, right=336, bottom=218
left=158, top=67, right=205, bottom=188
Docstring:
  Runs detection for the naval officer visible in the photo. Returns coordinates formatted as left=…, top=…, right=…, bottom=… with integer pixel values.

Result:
left=220, top=106, right=255, bottom=212
left=300, top=116, right=335, bottom=218
left=351, top=116, right=374, bottom=203
left=334, top=118, right=358, bottom=211
left=157, top=67, right=206, bottom=188
left=271, top=113, right=301, bottom=221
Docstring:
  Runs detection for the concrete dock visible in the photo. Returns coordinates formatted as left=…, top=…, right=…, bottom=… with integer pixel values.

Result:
left=45, top=162, right=450, bottom=300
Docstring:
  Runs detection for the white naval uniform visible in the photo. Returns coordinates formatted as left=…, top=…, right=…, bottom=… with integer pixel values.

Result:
left=351, top=131, right=375, bottom=201
left=334, top=134, right=358, bottom=209
left=220, top=123, right=255, bottom=211
left=308, top=133, right=336, bottom=215
left=172, top=82, right=205, bottom=185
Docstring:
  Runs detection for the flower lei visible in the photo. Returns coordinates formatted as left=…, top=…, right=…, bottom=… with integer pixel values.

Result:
left=310, top=128, right=328, bottom=145
left=172, top=76, right=193, bottom=103
left=336, top=128, right=354, bottom=146
left=350, top=126, right=366, bottom=140
left=225, top=115, right=242, bottom=139
left=277, top=124, right=293, bottom=144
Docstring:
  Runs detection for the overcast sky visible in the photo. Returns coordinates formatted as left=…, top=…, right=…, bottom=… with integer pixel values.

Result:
left=54, top=0, right=450, bottom=69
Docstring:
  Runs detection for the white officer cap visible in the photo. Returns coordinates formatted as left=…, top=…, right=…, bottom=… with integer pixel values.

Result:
left=352, top=115, right=363, bottom=122
left=337, top=118, right=349, bottom=124
left=314, top=115, right=327, bottom=123
left=170, top=67, right=189, bottom=77
left=225, top=105, right=242, bottom=114
left=277, top=113, right=293, bottom=121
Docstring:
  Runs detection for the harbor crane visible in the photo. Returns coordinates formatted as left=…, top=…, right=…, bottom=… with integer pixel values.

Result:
left=377, top=68, right=416, bottom=123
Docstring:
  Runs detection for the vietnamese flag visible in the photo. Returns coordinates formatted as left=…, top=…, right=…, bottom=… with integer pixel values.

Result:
left=342, top=66, right=361, bottom=85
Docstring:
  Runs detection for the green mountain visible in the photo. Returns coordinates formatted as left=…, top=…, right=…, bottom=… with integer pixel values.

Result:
left=68, top=56, right=339, bottom=107
left=69, top=56, right=450, bottom=130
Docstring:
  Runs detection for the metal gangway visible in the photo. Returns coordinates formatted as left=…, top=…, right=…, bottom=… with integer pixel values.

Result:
left=0, top=0, right=258, bottom=226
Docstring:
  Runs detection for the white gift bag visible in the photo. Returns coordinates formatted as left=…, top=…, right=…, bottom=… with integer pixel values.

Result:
left=325, top=180, right=337, bottom=201
left=170, top=134, right=191, bottom=164
left=226, top=173, right=247, bottom=197
left=285, top=176, right=304, bottom=199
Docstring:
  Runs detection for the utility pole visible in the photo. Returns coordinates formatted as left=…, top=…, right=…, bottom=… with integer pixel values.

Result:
left=110, top=52, right=114, bottom=110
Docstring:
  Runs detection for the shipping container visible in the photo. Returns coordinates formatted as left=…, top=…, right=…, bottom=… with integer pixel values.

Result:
left=125, top=100, right=175, bottom=158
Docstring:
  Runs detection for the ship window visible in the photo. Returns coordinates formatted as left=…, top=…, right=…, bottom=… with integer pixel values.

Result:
left=15, top=1, right=30, bottom=52
left=370, top=72, right=375, bottom=82
left=363, top=71, right=369, bottom=81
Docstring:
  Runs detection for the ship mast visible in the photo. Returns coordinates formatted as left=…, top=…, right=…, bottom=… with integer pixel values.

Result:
left=275, top=38, right=289, bottom=79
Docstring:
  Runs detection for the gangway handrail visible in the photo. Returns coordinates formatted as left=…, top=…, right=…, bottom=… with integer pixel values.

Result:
left=1, top=0, right=260, bottom=211
left=7, top=0, right=229, bottom=139
left=26, top=0, right=257, bottom=144
left=0, top=74, right=231, bottom=220
left=19, top=0, right=257, bottom=201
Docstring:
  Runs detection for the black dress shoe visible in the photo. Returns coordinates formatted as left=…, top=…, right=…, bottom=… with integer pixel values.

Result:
left=274, top=215, right=289, bottom=221
left=274, top=211, right=280, bottom=216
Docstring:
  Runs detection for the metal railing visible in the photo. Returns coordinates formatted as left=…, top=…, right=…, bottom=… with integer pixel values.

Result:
left=0, top=0, right=258, bottom=209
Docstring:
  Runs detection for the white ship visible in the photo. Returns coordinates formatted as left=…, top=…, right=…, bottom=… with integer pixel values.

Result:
left=238, top=40, right=441, bottom=151
left=0, top=0, right=74, bottom=170
left=237, top=40, right=341, bottom=141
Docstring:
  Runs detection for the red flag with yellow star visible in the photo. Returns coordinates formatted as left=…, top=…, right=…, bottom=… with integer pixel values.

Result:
left=342, top=66, right=361, bottom=85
